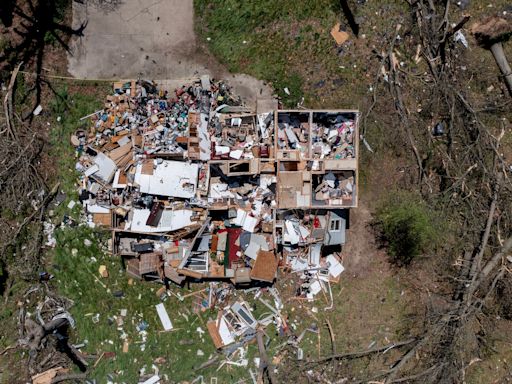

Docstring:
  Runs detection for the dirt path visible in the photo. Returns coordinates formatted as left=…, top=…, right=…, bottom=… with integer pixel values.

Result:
left=67, top=0, right=275, bottom=109
left=342, top=202, right=384, bottom=276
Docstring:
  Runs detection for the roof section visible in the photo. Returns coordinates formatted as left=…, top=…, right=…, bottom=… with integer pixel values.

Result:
left=134, top=160, right=199, bottom=198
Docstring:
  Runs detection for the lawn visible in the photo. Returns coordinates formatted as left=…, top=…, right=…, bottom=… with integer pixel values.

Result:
left=194, top=0, right=407, bottom=108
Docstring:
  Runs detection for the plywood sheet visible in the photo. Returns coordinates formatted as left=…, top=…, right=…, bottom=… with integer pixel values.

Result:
left=207, top=320, right=224, bottom=349
left=250, top=250, right=278, bottom=282
left=93, top=212, right=111, bottom=226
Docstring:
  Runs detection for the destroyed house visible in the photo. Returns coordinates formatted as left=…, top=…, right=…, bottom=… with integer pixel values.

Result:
left=74, top=79, right=358, bottom=287
left=276, top=110, right=358, bottom=209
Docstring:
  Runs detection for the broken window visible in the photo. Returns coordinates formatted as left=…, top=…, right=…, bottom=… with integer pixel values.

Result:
left=330, top=219, right=341, bottom=231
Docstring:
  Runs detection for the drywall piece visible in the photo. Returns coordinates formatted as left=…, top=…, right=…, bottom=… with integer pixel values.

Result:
left=298, top=225, right=311, bottom=240
left=155, top=303, right=173, bottom=331
left=326, top=255, right=345, bottom=278
left=284, top=220, right=300, bottom=245
left=309, top=244, right=322, bottom=266
left=130, top=209, right=193, bottom=233
left=290, top=257, right=308, bottom=272
left=93, top=152, right=117, bottom=183
left=309, top=280, right=322, bottom=296
left=86, top=204, right=110, bottom=214
left=134, top=160, right=198, bottom=198
left=215, top=146, right=230, bottom=155
left=218, top=317, right=235, bottom=345
left=217, top=231, right=228, bottom=252
left=285, top=127, right=299, bottom=144
left=244, top=241, right=260, bottom=260
left=229, top=149, right=244, bottom=160
left=141, top=375, right=160, bottom=384
left=233, top=209, right=258, bottom=233
left=84, top=164, right=100, bottom=177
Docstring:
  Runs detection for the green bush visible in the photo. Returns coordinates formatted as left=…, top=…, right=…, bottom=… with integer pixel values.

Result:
left=376, top=192, right=440, bottom=265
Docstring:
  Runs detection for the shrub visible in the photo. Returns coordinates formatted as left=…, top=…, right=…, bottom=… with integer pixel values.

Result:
left=375, top=191, right=440, bottom=265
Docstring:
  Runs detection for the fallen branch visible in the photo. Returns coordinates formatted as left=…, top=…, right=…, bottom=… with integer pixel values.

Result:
left=389, top=363, right=441, bottom=383
left=2, top=62, right=22, bottom=140
left=309, top=338, right=417, bottom=364
left=256, top=329, right=277, bottom=384
left=195, top=355, right=219, bottom=370
left=1, top=182, right=59, bottom=256
left=325, top=319, right=336, bottom=355
left=478, top=236, right=512, bottom=286
left=463, top=175, right=501, bottom=308
left=0, top=344, right=17, bottom=355
left=385, top=334, right=430, bottom=383
left=51, top=373, right=87, bottom=383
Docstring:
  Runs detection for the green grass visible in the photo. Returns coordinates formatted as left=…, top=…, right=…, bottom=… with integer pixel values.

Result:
left=49, top=85, right=107, bottom=210
left=194, top=0, right=407, bottom=108
left=49, top=223, right=286, bottom=382
left=195, top=0, right=338, bottom=107
left=51, top=227, right=219, bottom=381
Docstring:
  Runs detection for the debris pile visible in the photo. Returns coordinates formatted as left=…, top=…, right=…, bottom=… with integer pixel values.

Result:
left=58, top=78, right=363, bottom=380
left=311, top=112, right=356, bottom=160
left=70, top=77, right=359, bottom=291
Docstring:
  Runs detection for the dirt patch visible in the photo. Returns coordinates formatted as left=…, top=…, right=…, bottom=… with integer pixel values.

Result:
left=342, top=202, right=387, bottom=277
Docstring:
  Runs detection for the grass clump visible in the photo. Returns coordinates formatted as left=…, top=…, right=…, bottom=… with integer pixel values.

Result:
left=375, top=191, right=441, bottom=265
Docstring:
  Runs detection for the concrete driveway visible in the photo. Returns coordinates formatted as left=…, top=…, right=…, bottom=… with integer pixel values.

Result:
left=68, top=0, right=210, bottom=79
left=67, top=0, right=275, bottom=110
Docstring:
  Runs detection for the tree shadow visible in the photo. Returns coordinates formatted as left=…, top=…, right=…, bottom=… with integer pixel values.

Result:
left=0, top=0, right=88, bottom=118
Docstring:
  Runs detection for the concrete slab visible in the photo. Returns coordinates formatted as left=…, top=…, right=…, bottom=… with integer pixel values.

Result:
left=67, top=0, right=277, bottom=111
left=68, top=0, right=209, bottom=79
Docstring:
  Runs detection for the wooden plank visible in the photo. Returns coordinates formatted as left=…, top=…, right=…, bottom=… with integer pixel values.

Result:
left=93, top=213, right=111, bottom=226
left=207, top=320, right=224, bottom=349
left=250, top=250, right=278, bottom=283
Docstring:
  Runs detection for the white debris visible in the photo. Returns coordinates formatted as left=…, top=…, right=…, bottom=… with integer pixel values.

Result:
left=33, top=105, right=43, bottom=115
left=454, top=30, right=469, bottom=48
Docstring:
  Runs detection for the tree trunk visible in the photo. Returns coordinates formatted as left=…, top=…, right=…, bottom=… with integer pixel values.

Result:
left=490, top=42, right=512, bottom=95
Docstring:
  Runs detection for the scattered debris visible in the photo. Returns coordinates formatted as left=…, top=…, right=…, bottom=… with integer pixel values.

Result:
left=330, top=23, right=349, bottom=45
left=155, top=303, right=173, bottom=331
left=98, top=265, right=109, bottom=277
left=70, top=79, right=357, bottom=289
left=33, top=104, right=43, bottom=116
left=31, top=367, right=68, bottom=384
left=67, top=78, right=358, bottom=367
left=140, top=374, right=160, bottom=384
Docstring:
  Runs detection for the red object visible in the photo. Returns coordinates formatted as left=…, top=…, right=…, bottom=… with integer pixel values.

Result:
left=313, top=217, right=320, bottom=228
left=226, top=227, right=242, bottom=268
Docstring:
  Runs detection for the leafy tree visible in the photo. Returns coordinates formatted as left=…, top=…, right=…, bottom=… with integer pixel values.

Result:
left=376, top=192, right=440, bottom=265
